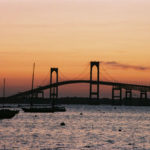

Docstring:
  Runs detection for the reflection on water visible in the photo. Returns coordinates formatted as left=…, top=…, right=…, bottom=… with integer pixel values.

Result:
left=0, top=105, right=150, bottom=149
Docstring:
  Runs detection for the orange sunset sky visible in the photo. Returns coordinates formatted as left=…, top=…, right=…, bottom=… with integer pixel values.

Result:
left=0, top=0, right=150, bottom=97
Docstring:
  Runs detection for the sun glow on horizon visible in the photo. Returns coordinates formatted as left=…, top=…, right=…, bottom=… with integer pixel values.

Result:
left=0, top=0, right=150, bottom=96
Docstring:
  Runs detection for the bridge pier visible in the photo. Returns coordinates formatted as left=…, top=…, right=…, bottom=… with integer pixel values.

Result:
left=125, top=89, right=132, bottom=99
left=90, top=61, right=100, bottom=99
left=50, top=68, right=58, bottom=106
left=140, top=91, right=147, bottom=99
left=32, top=90, right=44, bottom=99
left=37, top=91, right=44, bottom=99
left=24, top=94, right=30, bottom=100
left=112, top=86, right=122, bottom=105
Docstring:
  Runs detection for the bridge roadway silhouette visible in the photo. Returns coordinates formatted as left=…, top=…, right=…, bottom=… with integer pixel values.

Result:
left=7, top=61, right=150, bottom=100
left=8, top=80, right=150, bottom=99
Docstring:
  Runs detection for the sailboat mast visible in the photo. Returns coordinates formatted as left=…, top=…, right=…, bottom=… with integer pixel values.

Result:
left=3, top=78, right=6, bottom=98
left=31, top=62, right=35, bottom=97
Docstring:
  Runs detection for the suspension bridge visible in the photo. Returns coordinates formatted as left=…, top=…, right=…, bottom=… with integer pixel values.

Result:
left=7, top=61, right=150, bottom=102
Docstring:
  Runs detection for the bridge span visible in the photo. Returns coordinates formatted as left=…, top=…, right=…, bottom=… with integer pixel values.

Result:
left=8, top=80, right=150, bottom=99
left=7, top=61, right=150, bottom=100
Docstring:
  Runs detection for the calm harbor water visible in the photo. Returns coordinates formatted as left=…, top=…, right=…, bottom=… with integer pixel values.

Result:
left=1, top=105, right=150, bottom=150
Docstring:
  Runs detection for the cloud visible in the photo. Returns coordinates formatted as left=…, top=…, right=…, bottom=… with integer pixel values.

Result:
left=102, top=61, right=150, bottom=71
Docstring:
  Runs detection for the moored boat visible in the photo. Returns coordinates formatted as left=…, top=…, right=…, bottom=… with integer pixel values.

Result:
left=0, top=109, right=19, bottom=120
left=22, top=106, right=66, bottom=113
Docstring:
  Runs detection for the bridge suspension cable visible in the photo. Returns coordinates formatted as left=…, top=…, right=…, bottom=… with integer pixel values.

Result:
left=71, top=64, right=89, bottom=80
left=59, top=70, right=69, bottom=81
left=38, top=70, right=50, bottom=86
left=59, top=63, right=90, bottom=81
left=101, top=64, right=118, bottom=82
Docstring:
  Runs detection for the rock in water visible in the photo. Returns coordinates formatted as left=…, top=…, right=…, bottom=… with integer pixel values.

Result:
left=118, top=128, right=122, bottom=132
left=60, top=122, right=65, bottom=126
left=80, top=112, right=83, bottom=115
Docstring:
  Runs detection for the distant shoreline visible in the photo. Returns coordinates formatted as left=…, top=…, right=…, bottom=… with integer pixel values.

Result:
left=0, top=97, right=150, bottom=106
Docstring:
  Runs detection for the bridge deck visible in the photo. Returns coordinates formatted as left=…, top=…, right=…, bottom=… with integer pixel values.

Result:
left=8, top=80, right=150, bottom=98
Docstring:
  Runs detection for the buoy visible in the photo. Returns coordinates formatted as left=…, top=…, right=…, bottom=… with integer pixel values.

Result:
left=80, top=112, right=83, bottom=115
left=60, top=122, right=65, bottom=126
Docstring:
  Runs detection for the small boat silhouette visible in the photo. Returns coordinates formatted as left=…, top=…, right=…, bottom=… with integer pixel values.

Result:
left=22, top=106, right=66, bottom=113
left=0, top=109, right=19, bottom=120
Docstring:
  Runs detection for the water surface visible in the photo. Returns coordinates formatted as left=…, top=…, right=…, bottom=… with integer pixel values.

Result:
left=0, top=105, right=150, bottom=150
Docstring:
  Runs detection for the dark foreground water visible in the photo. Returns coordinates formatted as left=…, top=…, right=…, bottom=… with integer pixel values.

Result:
left=1, top=105, right=150, bottom=150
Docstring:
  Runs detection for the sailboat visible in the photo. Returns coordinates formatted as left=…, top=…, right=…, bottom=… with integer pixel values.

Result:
left=0, top=109, right=19, bottom=120
left=22, top=106, right=66, bottom=113
left=0, top=78, right=19, bottom=119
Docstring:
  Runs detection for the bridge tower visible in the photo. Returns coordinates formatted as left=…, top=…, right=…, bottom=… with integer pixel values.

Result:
left=90, top=61, right=100, bottom=99
left=50, top=68, right=58, bottom=104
